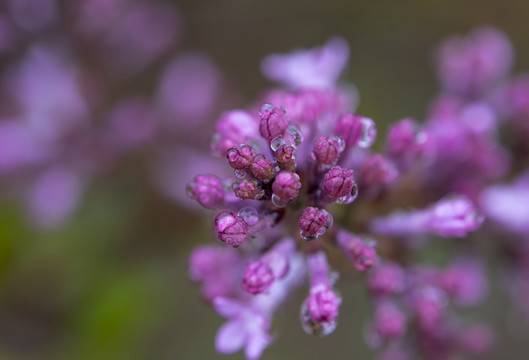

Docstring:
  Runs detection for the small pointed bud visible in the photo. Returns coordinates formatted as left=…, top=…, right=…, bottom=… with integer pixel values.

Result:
left=251, top=155, right=275, bottom=181
left=242, top=261, right=275, bottom=294
left=272, top=170, right=301, bottom=200
left=386, top=118, right=428, bottom=167
left=298, top=207, right=333, bottom=241
left=336, top=230, right=377, bottom=271
left=215, top=210, right=248, bottom=247
left=322, top=166, right=356, bottom=199
left=226, top=144, right=255, bottom=170
left=259, top=103, right=288, bottom=141
left=367, top=262, right=406, bottom=296
left=232, top=179, right=264, bottom=200
left=312, top=135, right=344, bottom=165
left=186, top=174, right=225, bottom=209
left=358, top=154, right=398, bottom=188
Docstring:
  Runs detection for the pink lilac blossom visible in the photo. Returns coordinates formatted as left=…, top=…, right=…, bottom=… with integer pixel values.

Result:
left=183, top=31, right=527, bottom=359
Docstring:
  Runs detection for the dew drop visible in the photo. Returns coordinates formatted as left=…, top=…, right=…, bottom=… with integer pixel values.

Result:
left=358, top=117, right=377, bottom=148
left=329, top=134, right=346, bottom=152
left=234, top=169, right=247, bottom=179
left=271, top=193, right=289, bottom=207
left=336, top=183, right=358, bottom=204
left=287, top=123, right=303, bottom=146
left=300, top=230, right=318, bottom=241
left=238, top=206, right=259, bottom=226
left=270, top=136, right=285, bottom=151
left=259, top=103, right=274, bottom=117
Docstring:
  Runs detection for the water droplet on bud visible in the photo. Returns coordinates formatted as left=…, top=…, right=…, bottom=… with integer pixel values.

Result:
left=238, top=207, right=259, bottom=226
left=234, top=169, right=247, bottom=179
left=329, top=134, right=346, bottom=152
left=358, top=117, right=377, bottom=148
left=287, top=124, right=303, bottom=146
left=271, top=193, right=289, bottom=207
left=270, top=136, right=285, bottom=151
left=259, top=103, right=274, bottom=117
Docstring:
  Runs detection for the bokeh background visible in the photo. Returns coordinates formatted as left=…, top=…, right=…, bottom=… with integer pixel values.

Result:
left=0, top=0, right=529, bottom=359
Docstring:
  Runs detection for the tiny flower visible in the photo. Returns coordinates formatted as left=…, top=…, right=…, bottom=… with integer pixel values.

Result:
left=233, top=179, right=264, bottom=200
left=272, top=170, right=301, bottom=201
left=259, top=103, right=288, bottom=141
left=322, top=166, right=356, bottom=199
left=226, top=144, right=255, bottom=170
left=297, top=207, right=333, bottom=241
left=336, top=230, right=377, bottom=271
left=242, top=261, right=275, bottom=294
left=251, top=155, right=275, bottom=181
left=305, top=288, right=340, bottom=323
left=186, top=174, right=225, bottom=209
left=215, top=210, right=248, bottom=248
left=312, top=135, right=344, bottom=165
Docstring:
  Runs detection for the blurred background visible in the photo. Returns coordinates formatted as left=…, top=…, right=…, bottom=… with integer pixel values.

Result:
left=0, top=0, right=528, bottom=359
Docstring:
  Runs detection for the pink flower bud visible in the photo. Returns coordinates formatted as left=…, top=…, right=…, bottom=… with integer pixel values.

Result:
left=312, top=135, right=344, bottom=165
left=186, top=174, right=225, bottom=209
left=226, top=144, right=255, bottom=170
left=259, top=103, right=288, bottom=141
left=232, top=179, right=264, bottom=200
left=215, top=210, right=248, bottom=248
left=322, top=166, right=355, bottom=198
left=298, top=207, right=333, bottom=241
left=251, top=154, right=275, bottom=181
left=272, top=170, right=301, bottom=200
left=242, top=260, right=275, bottom=294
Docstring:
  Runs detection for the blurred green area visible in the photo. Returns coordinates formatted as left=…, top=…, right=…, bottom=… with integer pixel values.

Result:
left=1, top=0, right=529, bottom=359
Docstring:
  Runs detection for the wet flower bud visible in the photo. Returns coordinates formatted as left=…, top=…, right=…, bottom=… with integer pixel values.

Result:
left=251, top=154, right=275, bottom=181
left=275, top=144, right=296, bottom=164
left=312, top=135, right=344, bottom=165
left=242, top=260, right=275, bottom=294
left=215, top=210, right=248, bottom=248
left=233, top=179, right=264, bottom=200
left=298, top=207, right=333, bottom=241
left=186, top=174, right=225, bottom=209
left=226, top=144, right=255, bottom=170
left=259, top=103, right=288, bottom=141
left=322, top=166, right=355, bottom=199
left=272, top=170, right=301, bottom=200
left=305, top=289, right=340, bottom=323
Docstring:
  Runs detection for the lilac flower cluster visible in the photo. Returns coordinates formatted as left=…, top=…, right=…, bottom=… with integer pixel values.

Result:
left=184, top=29, right=529, bottom=359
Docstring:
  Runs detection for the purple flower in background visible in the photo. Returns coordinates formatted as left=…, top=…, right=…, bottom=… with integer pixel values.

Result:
left=261, top=37, right=350, bottom=88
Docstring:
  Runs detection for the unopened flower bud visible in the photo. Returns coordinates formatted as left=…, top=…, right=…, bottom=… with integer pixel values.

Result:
left=226, top=144, right=255, bottom=170
left=242, top=260, right=275, bottom=294
left=313, top=135, right=344, bottom=165
left=367, top=262, right=406, bottom=296
left=259, top=103, right=288, bottom=141
left=215, top=210, right=248, bottom=248
left=373, top=300, right=406, bottom=340
left=272, top=170, right=301, bottom=200
left=322, top=166, right=355, bottom=198
left=186, top=174, right=225, bottom=209
left=305, top=289, right=340, bottom=323
left=251, top=155, right=275, bottom=181
left=298, top=207, right=333, bottom=241
left=233, top=179, right=264, bottom=200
